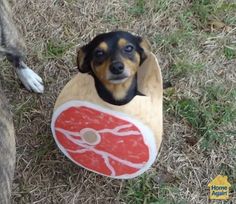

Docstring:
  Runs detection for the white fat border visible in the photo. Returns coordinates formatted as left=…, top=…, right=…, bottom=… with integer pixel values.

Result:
left=51, top=100, right=158, bottom=179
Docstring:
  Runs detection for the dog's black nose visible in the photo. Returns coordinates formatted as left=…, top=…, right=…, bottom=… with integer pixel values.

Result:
left=109, top=62, right=124, bottom=75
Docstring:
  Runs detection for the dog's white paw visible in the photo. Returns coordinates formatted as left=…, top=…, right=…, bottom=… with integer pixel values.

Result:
left=16, top=67, right=44, bottom=93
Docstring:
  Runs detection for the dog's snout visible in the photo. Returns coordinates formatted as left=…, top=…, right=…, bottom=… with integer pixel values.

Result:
left=109, top=62, right=124, bottom=75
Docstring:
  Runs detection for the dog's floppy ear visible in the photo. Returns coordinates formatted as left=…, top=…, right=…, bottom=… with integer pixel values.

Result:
left=76, top=45, right=91, bottom=73
left=136, top=36, right=151, bottom=64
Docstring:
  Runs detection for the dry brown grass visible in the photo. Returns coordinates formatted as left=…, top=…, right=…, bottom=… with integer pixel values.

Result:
left=0, top=0, right=235, bottom=203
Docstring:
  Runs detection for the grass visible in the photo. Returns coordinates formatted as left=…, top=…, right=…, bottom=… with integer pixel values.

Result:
left=123, top=173, right=187, bottom=204
left=154, top=30, right=196, bottom=52
left=190, top=0, right=216, bottom=24
left=165, top=85, right=236, bottom=149
left=152, top=0, right=174, bottom=13
left=224, top=46, right=236, bottom=60
left=44, top=40, right=74, bottom=59
left=170, top=60, right=204, bottom=77
left=128, top=0, right=145, bottom=16
left=0, top=0, right=235, bottom=203
left=104, top=15, right=122, bottom=24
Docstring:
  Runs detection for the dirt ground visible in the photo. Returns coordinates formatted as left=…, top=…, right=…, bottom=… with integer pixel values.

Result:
left=0, top=0, right=235, bottom=203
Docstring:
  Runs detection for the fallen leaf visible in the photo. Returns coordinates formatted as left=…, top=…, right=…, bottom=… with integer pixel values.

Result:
left=209, top=20, right=225, bottom=30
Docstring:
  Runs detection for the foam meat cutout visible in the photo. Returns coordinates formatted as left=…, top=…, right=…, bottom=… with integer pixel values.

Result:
left=51, top=52, right=163, bottom=179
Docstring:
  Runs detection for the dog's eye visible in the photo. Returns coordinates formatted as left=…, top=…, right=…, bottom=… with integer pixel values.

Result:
left=124, top=45, right=134, bottom=53
left=94, top=49, right=105, bottom=57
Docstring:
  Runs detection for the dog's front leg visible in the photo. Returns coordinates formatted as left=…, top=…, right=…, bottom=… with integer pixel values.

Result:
left=5, top=50, right=44, bottom=93
left=0, top=0, right=44, bottom=93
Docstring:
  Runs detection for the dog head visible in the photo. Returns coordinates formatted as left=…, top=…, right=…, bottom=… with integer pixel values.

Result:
left=76, top=31, right=151, bottom=105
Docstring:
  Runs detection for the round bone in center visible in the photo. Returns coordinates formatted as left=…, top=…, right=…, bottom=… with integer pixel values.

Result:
left=81, top=129, right=100, bottom=145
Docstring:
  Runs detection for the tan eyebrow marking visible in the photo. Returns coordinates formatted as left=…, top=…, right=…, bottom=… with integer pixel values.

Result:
left=118, top=38, right=128, bottom=48
left=98, top=42, right=108, bottom=51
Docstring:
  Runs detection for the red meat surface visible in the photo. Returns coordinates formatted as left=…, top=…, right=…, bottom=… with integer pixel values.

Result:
left=53, top=105, right=150, bottom=177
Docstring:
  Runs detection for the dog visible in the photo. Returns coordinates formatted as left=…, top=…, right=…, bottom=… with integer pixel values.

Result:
left=77, top=31, right=150, bottom=105
left=0, top=0, right=44, bottom=203
left=0, top=87, right=15, bottom=204
left=0, top=0, right=44, bottom=93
